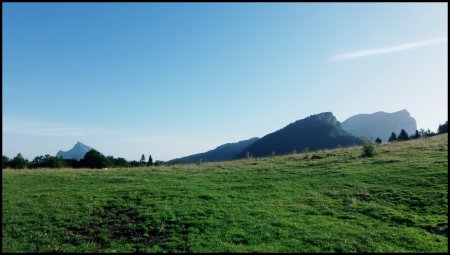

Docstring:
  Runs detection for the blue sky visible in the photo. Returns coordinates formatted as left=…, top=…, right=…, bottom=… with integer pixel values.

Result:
left=3, top=3, right=448, bottom=161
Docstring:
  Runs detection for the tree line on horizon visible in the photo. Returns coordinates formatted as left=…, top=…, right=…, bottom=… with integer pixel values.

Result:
left=386, top=122, right=447, bottom=143
left=360, top=122, right=447, bottom=158
left=2, top=149, right=166, bottom=170
left=2, top=121, right=448, bottom=170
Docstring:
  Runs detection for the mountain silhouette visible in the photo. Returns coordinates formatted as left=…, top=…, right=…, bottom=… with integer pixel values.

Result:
left=168, top=137, right=259, bottom=164
left=235, top=112, right=362, bottom=158
left=342, top=109, right=417, bottom=143
left=56, top=142, right=94, bottom=160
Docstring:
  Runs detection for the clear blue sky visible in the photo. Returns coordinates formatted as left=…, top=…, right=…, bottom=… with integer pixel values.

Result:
left=3, top=3, right=448, bottom=161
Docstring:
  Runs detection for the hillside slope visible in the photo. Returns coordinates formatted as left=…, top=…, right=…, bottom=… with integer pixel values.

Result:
left=3, top=134, right=447, bottom=252
left=168, top=137, right=259, bottom=163
left=236, top=112, right=362, bottom=158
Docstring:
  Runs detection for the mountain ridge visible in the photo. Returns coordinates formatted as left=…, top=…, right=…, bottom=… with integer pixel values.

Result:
left=168, top=137, right=259, bottom=163
left=56, top=142, right=94, bottom=160
left=235, top=112, right=362, bottom=158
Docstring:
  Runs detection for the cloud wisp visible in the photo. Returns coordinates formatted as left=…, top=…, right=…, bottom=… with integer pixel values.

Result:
left=330, top=36, right=447, bottom=61
left=3, top=119, right=89, bottom=137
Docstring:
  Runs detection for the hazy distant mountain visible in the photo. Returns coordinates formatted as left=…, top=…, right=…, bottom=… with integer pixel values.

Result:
left=56, top=142, right=94, bottom=160
left=169, top=137, right=259, bottom=164
left=342, top=109, right=417, bottom=143
left=235, top=112, right=362, bottom=158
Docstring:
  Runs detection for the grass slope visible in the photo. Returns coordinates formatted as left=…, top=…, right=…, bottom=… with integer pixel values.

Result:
left=2, top=134, right=448, bottom=252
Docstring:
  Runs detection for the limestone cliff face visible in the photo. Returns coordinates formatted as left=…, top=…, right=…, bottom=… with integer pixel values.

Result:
left=342, top=109, right=417, bottom=142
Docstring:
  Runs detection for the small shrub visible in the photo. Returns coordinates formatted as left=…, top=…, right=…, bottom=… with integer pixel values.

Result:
left=311, top=155, right=324, bottom=160
left=303, top=154, right=310, bottom=160
left=362, top=138, right=375, bottom=157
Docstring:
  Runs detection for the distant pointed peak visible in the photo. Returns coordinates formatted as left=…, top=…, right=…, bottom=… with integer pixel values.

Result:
left=74, top=141, right=89, bottom=147
left=71, top=142, right=94, bottom=152
left=56, top=142, right=94, bottom=160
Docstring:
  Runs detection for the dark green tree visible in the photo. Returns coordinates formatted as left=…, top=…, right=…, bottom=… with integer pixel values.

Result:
left=105, top=156, right=122, bottom=167
left=140, top=154, right=146, bottom=166
left=412, top=130, right=420, bottom=139
left=2, top=155, right=10, bottom=169
left=129, top=160, right=140, bottom=167
left=154, top=160, right=165, bottom=166
left=438, top=121, right=448, bottom=134
left=106, top=156, right=128, bottom=168
left=44, top=154, right=63, bottom=168
left=29, top=155, right=44, bottom=168
left=106, top=156, right=115, bottom=166
left=64, top=159, right=81, bottom=168
left=147, top=155, right=153, bottom=166
left=425, top=129, right=436, bottom=137
left=419, top=128, right=435, bottom=137
left=115, top=157, right=130, bottom=167
left=80, top=149, right=111, bottom=169
left=375, top=137, right=382, bottom=144
left=388, top=132, right=397, bottom=142
left=397, top=129, right=409, bottom=141
left=51, top=156, right=68, bottom=168
left=29, top=155, right=67, bottom=168
left=418, top=128, right=427, bottom=137
left=10, top=153, right=29, bottom=169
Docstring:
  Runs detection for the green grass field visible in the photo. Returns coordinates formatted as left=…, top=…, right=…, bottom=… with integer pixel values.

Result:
left=2, top=134, right=448, bottom=252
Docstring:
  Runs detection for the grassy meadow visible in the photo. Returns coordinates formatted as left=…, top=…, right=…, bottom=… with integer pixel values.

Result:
left=2, top=134, right=448, bottom=252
